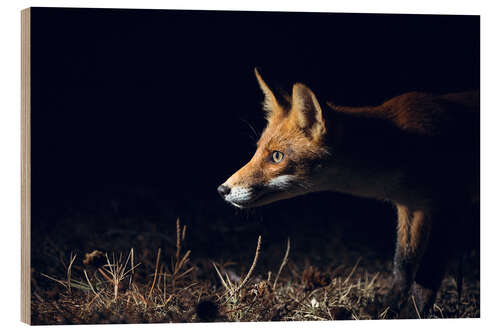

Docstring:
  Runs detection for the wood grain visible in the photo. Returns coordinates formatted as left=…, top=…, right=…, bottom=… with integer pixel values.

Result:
left=21, top=7, right=31, bottom=325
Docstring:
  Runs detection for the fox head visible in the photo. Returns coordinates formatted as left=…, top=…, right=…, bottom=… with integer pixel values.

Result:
left=218, top=69, right=332, bottom=208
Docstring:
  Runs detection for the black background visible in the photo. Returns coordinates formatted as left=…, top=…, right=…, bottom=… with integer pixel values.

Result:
left=31, top=8, right=479, bottom=245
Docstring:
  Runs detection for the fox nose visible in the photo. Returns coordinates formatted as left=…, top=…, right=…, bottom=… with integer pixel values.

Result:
left=217, top=184, right=231, bottom=198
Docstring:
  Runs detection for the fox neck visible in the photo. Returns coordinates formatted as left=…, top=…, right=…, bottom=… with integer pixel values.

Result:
left=316, top=156, right=404, bottom=201
left=316, top=108, right=405, bottom=201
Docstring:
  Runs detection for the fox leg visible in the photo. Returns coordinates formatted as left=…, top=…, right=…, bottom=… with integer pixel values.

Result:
left=385, top=204, right=432, bottom=317
left=410, top=202, right=465, bottom=317
left=409, top=243, right=449, bottom=318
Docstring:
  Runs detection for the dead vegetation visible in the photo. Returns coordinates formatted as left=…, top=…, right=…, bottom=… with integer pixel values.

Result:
left=31, top=215, right=480, bottom=324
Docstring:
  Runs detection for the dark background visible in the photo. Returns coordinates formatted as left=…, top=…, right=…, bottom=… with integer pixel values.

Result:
left=30, top=8, right=479, bottom=262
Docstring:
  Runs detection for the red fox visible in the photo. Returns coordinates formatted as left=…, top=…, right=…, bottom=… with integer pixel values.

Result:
left=218, top=69, right=479, bottom=317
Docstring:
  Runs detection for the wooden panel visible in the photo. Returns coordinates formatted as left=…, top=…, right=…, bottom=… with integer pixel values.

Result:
left=21, top=7, right=31, bottom=325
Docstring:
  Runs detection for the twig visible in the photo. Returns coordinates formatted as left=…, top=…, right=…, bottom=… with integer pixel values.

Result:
left=149, top=248, right=161, bottom=299
left=339, top=284, right=353, bottom=302
left=40, top=273, right=68, bottom=289
left=366, top=272, right=379, bottom=289
left=379, top=306, right=390, bottom=319
left=161, top=265, right=166, bottom=300
left=87, top=289, right=104, bottom=308
left=129, top=248, right=135, bottom=287
left=41, top=253, right=77, bottom=294
left=411, top=295, right=422, bottom=319
left=434, top=303, right=444, bottom=318
left=176, top=217, right=181, bottom=262
left=174, top=250, right=191, bottom=275
left=234, top=235, right=262, bottom=295
left=98, top=250, right=139, bottom=302
left=176, top=282, right=199, bottom=294
left=172, top=266, right=195, bottom=282
left=83, top=269, right=100, bottom=300
left=344, top=257, right=361, bottom=284
left=66, top=252, right=77, bottom=294
left=213, top=262, right=230, bottom=292
left=225, top=272, right=234, bottom=290
left=182, top=225, right=187, bottom=241
left=98, top=268, right=113, bottom=283
left=273, top=237, right=290, bottom=290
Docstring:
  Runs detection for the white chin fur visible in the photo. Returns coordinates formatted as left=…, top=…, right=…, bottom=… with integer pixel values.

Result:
left=267, top=175, right=297, bottom=190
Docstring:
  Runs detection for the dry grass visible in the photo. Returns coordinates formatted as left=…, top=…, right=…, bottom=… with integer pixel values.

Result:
left=31, top=217, right=479, bottom=324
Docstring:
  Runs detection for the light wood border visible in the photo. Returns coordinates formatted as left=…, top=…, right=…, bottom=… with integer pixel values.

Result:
left=21, top=7, right=31, bottom=325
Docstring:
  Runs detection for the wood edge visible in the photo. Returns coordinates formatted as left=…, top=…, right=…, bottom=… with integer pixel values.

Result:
left=21, top=7, right=31, bottom=325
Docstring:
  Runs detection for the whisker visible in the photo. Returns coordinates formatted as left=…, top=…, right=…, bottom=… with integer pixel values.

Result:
left=240, top=118, right=260, bottom=142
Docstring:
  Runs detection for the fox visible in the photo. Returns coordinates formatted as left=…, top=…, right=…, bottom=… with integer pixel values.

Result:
left=217, top=68, right=479, bottom=318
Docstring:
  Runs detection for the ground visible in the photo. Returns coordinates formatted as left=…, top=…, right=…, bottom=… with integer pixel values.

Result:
left=30, top=187, right=480, bottom=324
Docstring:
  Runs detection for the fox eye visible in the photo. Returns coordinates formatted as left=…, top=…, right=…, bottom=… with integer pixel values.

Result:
left=271, top=150, right=284, bottom=163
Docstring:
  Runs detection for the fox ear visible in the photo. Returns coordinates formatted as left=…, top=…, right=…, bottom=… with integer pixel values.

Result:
left=254, top=68, right=281, bottom=117
left=291, top=83, right=326, bottom=140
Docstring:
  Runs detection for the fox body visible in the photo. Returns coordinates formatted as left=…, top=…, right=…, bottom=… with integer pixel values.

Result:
left=218, top=69, right=479, bottom=317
